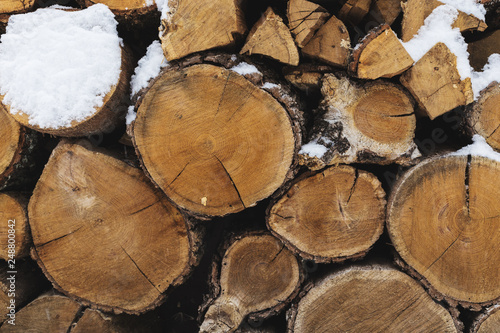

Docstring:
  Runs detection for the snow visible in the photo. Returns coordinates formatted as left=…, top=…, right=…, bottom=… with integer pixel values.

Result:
left=262, top=82, right=280, bottom=90
left=438, top=0, right=486, bottom=21
left=130, top=40, right=167, bottom=96
left=450, top=135, right=500, bottom=162
left=299, top=140, right=328, bottom=158
left=0, top=5, right=122, bottom=129
left=126, top=105, right=136, bottom=125
left=471, top=54, right=500, bottom=98
left=155, top=0, right=171, bottom=20
left=230, top=62, right=261, bottom=76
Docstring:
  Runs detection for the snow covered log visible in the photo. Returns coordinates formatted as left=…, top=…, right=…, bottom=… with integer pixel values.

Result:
left=0, top=192, right=31, bottom=260
left=267, top=165, right=386, bottom=263
left=159, top=0, right=247, bottom=61
left=287, top=266, right=460, bottom=332
left=387, top=154, right=500, bottom=308
left=299, top=74, right=419, bottom=170
left=200, top=232, right=303, bottom=333
left=130, top=54, right=303, bottom=218
left=0, top=0, right=35, bottom=34
left=28, top=140, right=202, bottom=314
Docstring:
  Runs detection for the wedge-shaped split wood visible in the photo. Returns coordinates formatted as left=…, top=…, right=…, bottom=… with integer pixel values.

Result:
left=287, top=0, right=330, bottom=48
left=200, top=233, right=302, bottom=333
left=401, top=0, right=487, bottom=42
left=289, top=266, right=459, bottom=332
left=29, top=141, right=196, bottom=314
left=400, top=42, right=473, bottom=120
left=387, top=155, right=500, bottom=307
left=267, top=165, right=386, bottom=263
left=302, top=15, right=351, bottom=68
left=338, top=0, right=372, bottom=25
left=471, top=304, right=500, bottom=333
left=159, top=0, right=247, bottom=61
left=299, top=74, right=419, bottom=170
left=0, top=193, right=31, bottom=260
left=132, top=57, right=302, bottom=217
left=350, top=24, right=414, bottom=79
left=369, top=0, right=403, bottom=26
left=240, top=8, right=300, bottom=66
left=465, top=83, right=500, bottom=150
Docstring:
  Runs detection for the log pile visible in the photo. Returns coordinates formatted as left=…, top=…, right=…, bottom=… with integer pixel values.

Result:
left=0, top=0, right=498, bottom=332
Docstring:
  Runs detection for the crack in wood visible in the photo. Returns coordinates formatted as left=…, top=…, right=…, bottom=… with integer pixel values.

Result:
left=269, top=245, right=286, bottom=264
left=120, top=246, right=161, bottom=293
left=214, top=156, right=246, bottom=209
left=168, top=162, right=190, bottom=187
left=130, top=200, right=161, bottom=216
left=37, top=225, right=84, bottom=247
left=346, top=168, right=358, bottom=204
left=66, top=306, right=86, bottom=333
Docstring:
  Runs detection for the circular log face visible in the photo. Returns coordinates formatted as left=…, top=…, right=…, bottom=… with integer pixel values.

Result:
left=29, top=142, right=191, bottom=313
left=0, top=194, right=30, bottom=259
left=0, top=109, right=21, bottom=177
left=134, top=64, right=296, bottom=216
left=387, top=155, right=500, bottom=304
left=293, top=267, right=457, bottom=333
left=268, top=165, right=385, bottom=261
left=472, top=84, right=500, bottom=149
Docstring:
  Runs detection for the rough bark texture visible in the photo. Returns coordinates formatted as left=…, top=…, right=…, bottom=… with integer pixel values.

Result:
left=240, top=8, right=300, bottom=66
left=267, top=165, right=386, bottom=263
left=130, top=53, right=304, bottom=218
left=28, top=140, right=202, bottom=314
left=400, top=42, right=474, bottom=120
left=387, top=155, right=500, bottom=308
left=471, top=304, right=500, bottom=333
left=288, top=265, right=459, bottom=333
left=300, top=74, right=419, bottom=170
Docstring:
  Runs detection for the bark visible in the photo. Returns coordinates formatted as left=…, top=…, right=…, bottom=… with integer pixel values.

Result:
left=471, top=304, right=500, bottom=333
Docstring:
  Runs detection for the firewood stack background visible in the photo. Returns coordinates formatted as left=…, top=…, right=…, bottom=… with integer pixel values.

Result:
left=0, top=0, right=499, bottom=332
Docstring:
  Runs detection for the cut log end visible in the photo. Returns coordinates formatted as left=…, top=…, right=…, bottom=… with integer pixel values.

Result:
left=268, top=165, right=386, bottom=262
left=201, top=233, right=302, bottom=333
left=466, top=83, right=500, bottom=150
left=29, top=141, right=194, bottom=314
left=0, top=193, right=31, bottom=260
left=287, top=0, right=329, bottom=48
left=387, top=155, right=500, bottom=306
left=290, top=266, right=458, bottom=332
left=133, top=63, right=298, bottom=217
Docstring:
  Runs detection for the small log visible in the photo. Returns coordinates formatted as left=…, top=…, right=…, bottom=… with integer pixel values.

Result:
left=401, top=0, right=487, bottom=42
left=350, top=24, right=414, bottom=79
left=301, top=15, right=351, bottom=68
left=75, top=0, right=157, bottom=23
left=0, top=193, right=31, bottom=260
left=159, top=0, right=247, bottom=61
left=0, top=260, right=50, bottom=323
left=200, top=233, right=303, bottom=333
left=471, top=304, right=500, bottom=333
left=464, top=83, right=500, bottom=150
left=131, top=54, right=303, bottom=217
left=400, top=42, right=474, bottom=120
left=0, top=1, right=36, bottom=34
left=240, top=8, right=300, bottom=66
left=288, top=266, right=459, bottom=332
left=369, top=0, right=403, bottom=26
left=299, top=74, right=419, bottom=170
left=468, top=29, right=500, bottom=71
left=338, top=0, right=372, bottom=25
left=387, top=154, right=500, bottom=307
left=0, top=109, right=40, bottom=191
left=287, top=0, right=330, bottom=48
left=267, top=165, right=386, bottom=263
left=29, top=140, right=200, bottom=314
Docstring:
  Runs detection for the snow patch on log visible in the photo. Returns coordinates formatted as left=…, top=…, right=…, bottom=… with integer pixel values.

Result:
left=230, top=62, right=261, bottom=76
left=471, top=54, right=500, bottom=97
left=451, top=134, right=500, bottom=162
left=0, top=5, right=122, bottom=129
left=155, top=0, right=171, bottom=20
left=130, top=41, right=168, bottom=96
left=439, top=0, right=486, bottom=20
left=299, top=140, right=329, bottom=158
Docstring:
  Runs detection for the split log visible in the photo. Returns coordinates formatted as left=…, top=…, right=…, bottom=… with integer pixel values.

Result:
left=401, top=0, right=487, bottom=42
left=200, top=233, right=303, bottom=333
left=75, top=0, right=158, bottom=23
left=240, top=8, right=300, bottom=66
left=338, top=0, right=372, bottom=25
left=369, top=0, right=403, bottom=26
left=301, top=15, right=351, bottom=68
left=159, top=0, right=247, bottom=61
left=288, top=266, right=459, bottom=332
left=287, top=0, right=329, bottom=48
left=400, top=42, right=473, bottom=120
left=131, top=54, right=303, bottom=217
left=267, top=165, right=386, bottom=263
left=464, top=83, right=500, bottom=150
left=2, top=46, right=133, bottom=137
left=0, top=260, right=49, bottom=323
left=468, top=29, right=500, bottom=71
left=28, top=140, right=201, bottom=314
left=299, top=74, right=419, bottom=170
left=471, top=304, right=500, bottom=333
left=0, top=193, right=31, bottom=260
left=0, top=108, right=40, bottom=191
left=387, top=155, right=500, bottom=307
left=350, top=24, right=414, bottom=79
left=0, top=1, right=35, bottom=34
